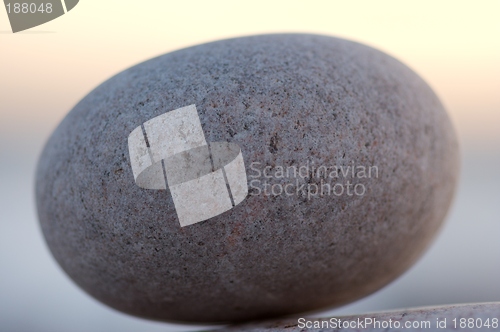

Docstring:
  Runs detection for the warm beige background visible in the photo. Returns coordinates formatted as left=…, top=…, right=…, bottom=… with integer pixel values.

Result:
left=0, top=1, right=499, bottom=332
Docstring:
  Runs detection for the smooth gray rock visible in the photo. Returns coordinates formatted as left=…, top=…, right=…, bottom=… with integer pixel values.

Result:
left=35, top=34, right=459, bottom=323
left=215, top=302, right=500, bottom=331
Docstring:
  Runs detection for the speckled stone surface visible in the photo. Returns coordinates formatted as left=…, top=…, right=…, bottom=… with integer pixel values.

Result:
left=214, top=302, right=500, bottom=331
left=35, top=34, right=459, bottom=323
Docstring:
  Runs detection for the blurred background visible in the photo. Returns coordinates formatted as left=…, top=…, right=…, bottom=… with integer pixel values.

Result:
left=0, top=1, right=499, bottom=331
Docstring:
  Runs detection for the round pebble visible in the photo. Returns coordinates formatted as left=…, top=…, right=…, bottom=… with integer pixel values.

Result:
left=35, top=34, right=459, bottom=323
